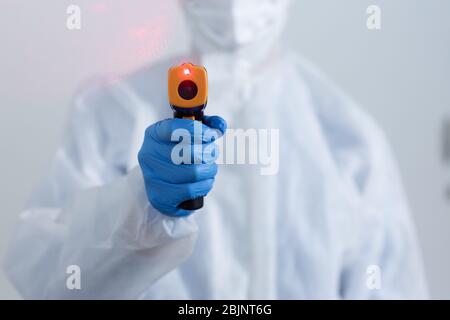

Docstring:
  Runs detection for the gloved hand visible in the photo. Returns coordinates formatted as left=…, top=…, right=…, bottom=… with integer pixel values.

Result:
left=138, top=116, right=227, bottom=217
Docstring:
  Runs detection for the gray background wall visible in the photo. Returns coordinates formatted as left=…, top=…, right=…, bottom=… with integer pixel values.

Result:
left=0, top=0, right=449, bottom=299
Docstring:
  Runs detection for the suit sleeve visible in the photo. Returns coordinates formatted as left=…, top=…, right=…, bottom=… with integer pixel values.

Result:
left=2, top=83, right=198, bottom=299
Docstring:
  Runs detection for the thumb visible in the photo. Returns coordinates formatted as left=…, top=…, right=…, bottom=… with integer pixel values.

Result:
left=203, top=115, right=227, bottom=136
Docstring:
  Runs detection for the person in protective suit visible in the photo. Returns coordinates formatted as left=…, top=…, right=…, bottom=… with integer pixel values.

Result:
left=3, top=0, right=428, bottom=299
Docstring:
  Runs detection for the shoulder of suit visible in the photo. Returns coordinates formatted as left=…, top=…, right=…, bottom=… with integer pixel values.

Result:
left=288, top=52, right=393, bottom=190
left=70, top=55, right=190, bottom=122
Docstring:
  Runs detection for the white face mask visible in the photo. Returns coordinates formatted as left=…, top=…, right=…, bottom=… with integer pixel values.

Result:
left=181, top=0, right=290, bottom=53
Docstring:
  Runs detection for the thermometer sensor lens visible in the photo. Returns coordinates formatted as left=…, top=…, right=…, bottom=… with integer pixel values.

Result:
left=178, top=80, right=198, bottom=100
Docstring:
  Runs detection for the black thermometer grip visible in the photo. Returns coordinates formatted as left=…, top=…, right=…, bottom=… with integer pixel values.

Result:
left=178, top=197, right=204, bottom=211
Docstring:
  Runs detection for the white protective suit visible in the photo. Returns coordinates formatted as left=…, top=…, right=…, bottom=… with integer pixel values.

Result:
left=3, top=0, right=428, bottom=299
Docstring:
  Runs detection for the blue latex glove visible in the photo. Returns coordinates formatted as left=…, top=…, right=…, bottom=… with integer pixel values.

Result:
left=138, top=116, right=227, bottom=217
